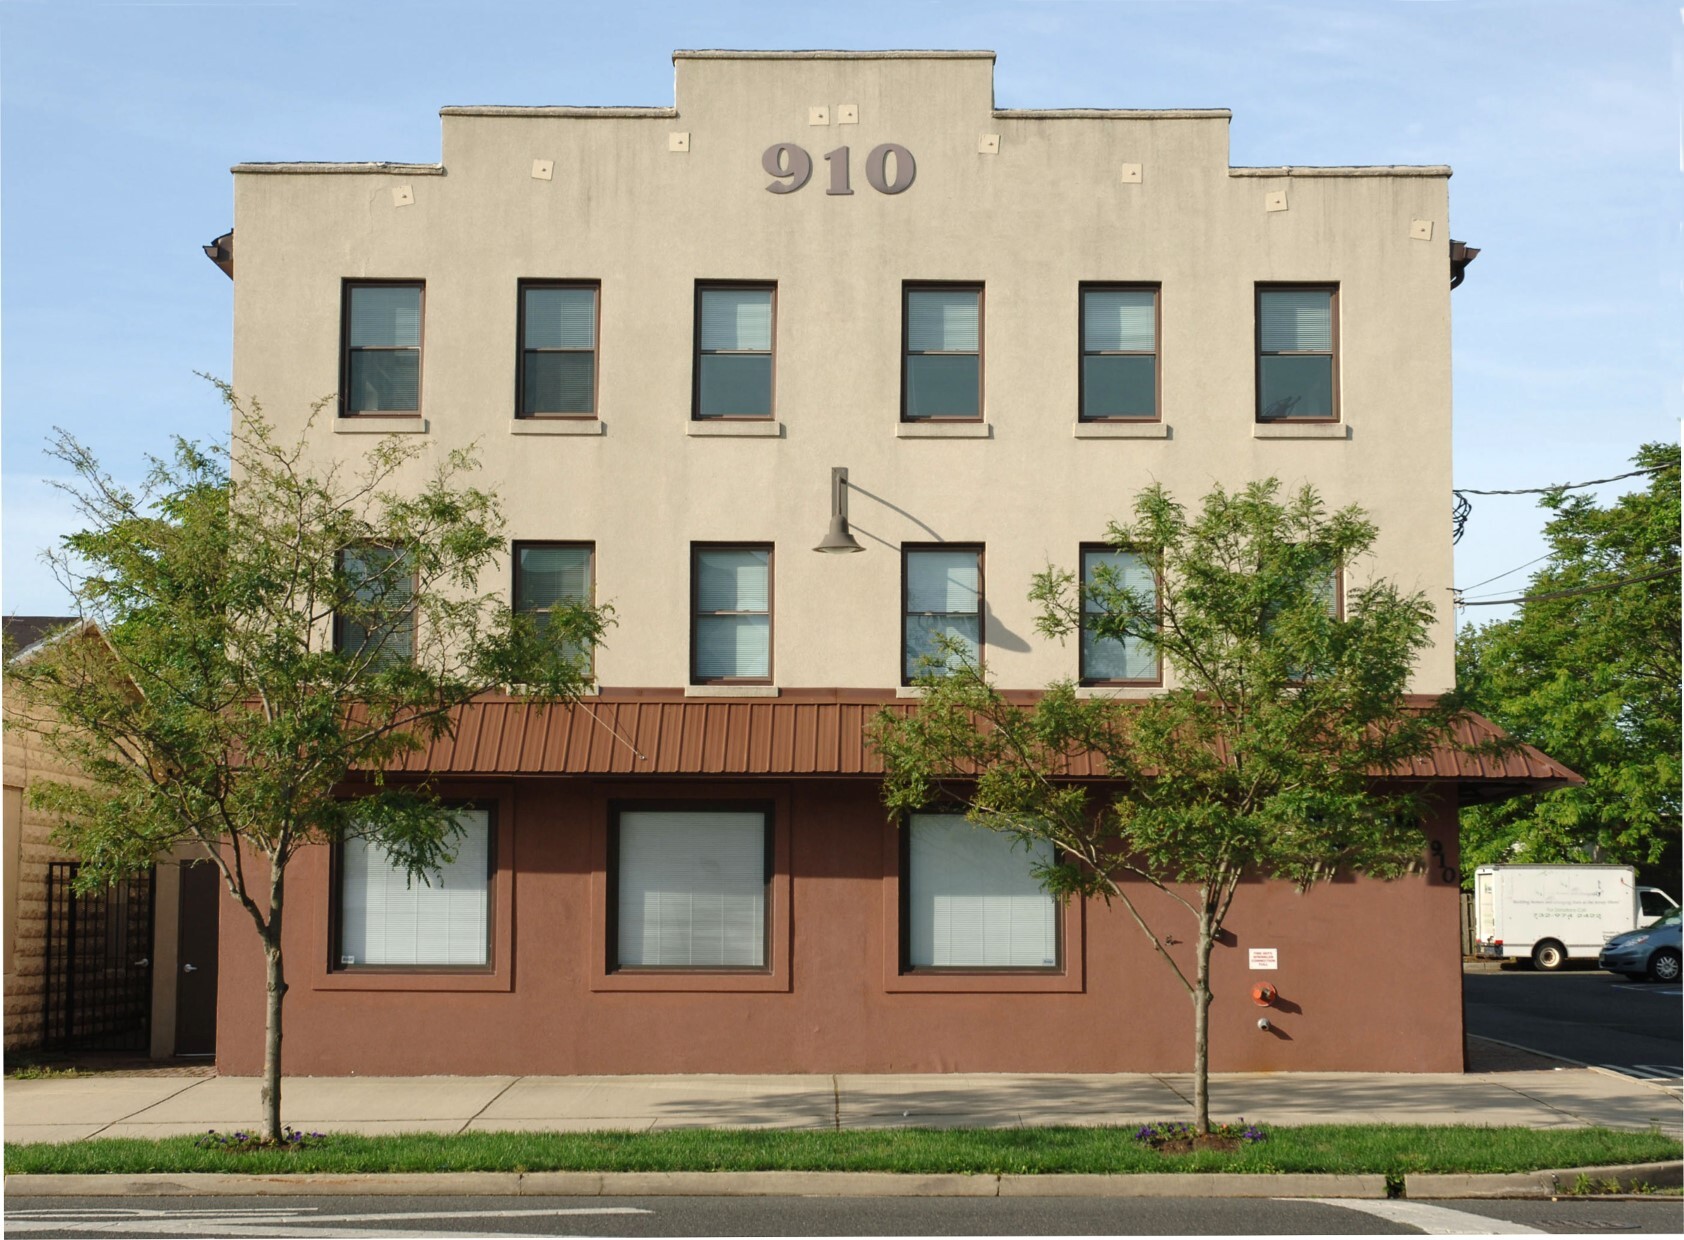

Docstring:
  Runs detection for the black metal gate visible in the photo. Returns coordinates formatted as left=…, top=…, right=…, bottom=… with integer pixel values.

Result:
left=42, top=863, right=155, bottom=1052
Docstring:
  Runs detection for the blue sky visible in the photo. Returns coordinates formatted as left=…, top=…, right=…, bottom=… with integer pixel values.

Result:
left=2, top=0, right=1676, bottom=624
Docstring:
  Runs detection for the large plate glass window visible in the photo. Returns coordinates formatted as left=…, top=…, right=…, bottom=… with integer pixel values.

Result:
left=904, top=286, right=982, bottom=420
left=1080, top=547, right=1160, bottom=684
left=343, top=282, right=422, bottom=414
left=696, top=286, right=774, bottom=418
left=615, top=809, right=769, bottom=969
left=905, top=813, right=1057, bottom=970
left=337, top=809, right=491, bottom=968
left=1257, top=286, right=1337, bottom=422
left=1081, top=287, right=1157, bottom=420
left=903, top=547, right=982, bottom=682
left=692, top=545, right=772, bottom=683
left=519, top=283, right=597, bottom=416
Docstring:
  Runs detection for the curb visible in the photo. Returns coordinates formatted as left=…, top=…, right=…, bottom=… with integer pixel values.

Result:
left=1406, top=1160, right=1684, bottom=1200
left=3, top=1170, right=1391, bottom=1198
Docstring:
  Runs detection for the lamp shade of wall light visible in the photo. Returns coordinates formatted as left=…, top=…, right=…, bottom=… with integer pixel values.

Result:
left=814, top=466, right=864, bottom=553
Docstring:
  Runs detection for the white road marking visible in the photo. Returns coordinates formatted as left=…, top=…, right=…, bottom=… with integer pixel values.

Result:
left=4, top=1205, right=650, bottom=1237
left=1283, top=1198, right=1544, bottom=1234
left=7, top=1225, right=536, bottom=1239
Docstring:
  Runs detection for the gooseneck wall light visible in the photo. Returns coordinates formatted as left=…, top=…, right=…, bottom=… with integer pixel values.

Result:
left=813, top=466, right=865, bottom=554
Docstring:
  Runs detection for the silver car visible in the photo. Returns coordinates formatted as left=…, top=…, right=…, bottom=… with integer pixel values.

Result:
left=1598, top=909, right=1682, bottom=982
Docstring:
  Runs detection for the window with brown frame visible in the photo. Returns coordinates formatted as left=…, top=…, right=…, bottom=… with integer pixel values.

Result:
left=691, top=544, right=772, bottom=683
left=1079, top=546, right=1161, bottom=685
left=903, top=284, right=983, bottom=420
left=901, top=813, right=1060, bottom=972
left=608, top=804, right=773, bottom=971
left=1256, top=285, right=1338, bottom=422
left=342, top=281, right=423, bottom=415
left=902, top=545, right=983, bottom=683
left=517, top=282, right=598, bottom=417
left=332, top=806, right=494, bottom=971
left=694, top=284, right=775, bottom=419
left=1080, top=285, right=1159, bottom=421
left=333, top=545, right=415, bottom=665
left=513, top=541, right=594, bottom=672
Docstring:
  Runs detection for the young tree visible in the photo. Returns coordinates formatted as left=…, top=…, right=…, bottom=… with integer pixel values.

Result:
left=1458, top=443, right=1680, bottom=884
left=5, top=392, right=609, bottom=1141
left=871, top=480, right=1462, bottom=1133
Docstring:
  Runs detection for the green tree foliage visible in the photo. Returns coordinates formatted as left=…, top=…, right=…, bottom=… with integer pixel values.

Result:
left=1458, top=444, right=1680, bottom=884
left=5, top=391, right=610, bottom=1140
left=871, top=481, right=1462, bottom=1133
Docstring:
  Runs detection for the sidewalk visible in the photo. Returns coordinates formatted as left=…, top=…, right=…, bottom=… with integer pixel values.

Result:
left=6, top=1062, right=1680, bottom=1145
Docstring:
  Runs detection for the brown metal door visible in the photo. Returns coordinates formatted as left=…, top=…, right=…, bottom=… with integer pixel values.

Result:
left=173, top=862, right=220, bottom=1056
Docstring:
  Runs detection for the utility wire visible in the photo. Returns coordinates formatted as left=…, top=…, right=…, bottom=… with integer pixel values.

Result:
left=1456, top=565, right=1680, bottom=608
left=1456, top=553, right=1552, bottom=595
left=1452, top=463, right=1672, bottom=544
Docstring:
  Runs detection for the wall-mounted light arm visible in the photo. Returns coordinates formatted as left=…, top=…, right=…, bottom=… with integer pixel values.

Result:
left=813, top=466, right=865, bottom=554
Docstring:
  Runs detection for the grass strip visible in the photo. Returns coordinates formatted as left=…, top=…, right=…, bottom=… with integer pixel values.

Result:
left=6, top=1125, right=1680, bottom=1178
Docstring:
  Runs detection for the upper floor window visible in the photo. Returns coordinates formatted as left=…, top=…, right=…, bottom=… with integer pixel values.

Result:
left=903, top=546, right=983, bottom=682
left=904, top=813, right=1058, bottom=971
left=1080, top=547, right=1160, bottom=685
left=903, top=286, right=982, bottom=421
left=333, top=545, right=414, bottom=665
left=1081, top=286, right=1158, bottom=421
left=513, top=542, right=594, bottom=671
left=1257, top=286, right=1337, bottom=422
left=692, top=545, right=772, bottom=683
left=343, top=282, right=422, bottom=415
left=695, top=285, right=775, bottom=419
left=518, top=283, right=597, bottom=417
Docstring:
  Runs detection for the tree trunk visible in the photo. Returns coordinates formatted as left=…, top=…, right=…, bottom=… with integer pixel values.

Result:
left=1192, top=911, right=1214, bottom=1135
left=259, top=876, right=287, bottom=1143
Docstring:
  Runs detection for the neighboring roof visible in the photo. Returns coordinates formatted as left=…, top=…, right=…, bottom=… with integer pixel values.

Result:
left=2, top=616, right=79, bottom=661
left=371, top=694, right=1577, bottom=803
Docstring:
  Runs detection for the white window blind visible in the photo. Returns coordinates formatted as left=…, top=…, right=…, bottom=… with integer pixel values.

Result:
left=906, top=551, right=979, bottom=613
left=695, top=549, right=770, bottom=680
left=516, top=544, right=591, bottom=612
left=617, top=810, right=767, bottom=968
left=339, top=810, right=490, bottom=967
left=1259, top=290, right=1332, bottom=352
left=699, top=289, right=773, bottom=351
left=907, top=290, right=979, bottom=352
left=1082, top=549, right=1159, bottom=681
left=907, top=814, right=1057, bottom=968
left=349, top=286, right=421, bottom=347
left=1083, top=290, right=1155, bottom=352
left=523, top=287, right=596, bottom=349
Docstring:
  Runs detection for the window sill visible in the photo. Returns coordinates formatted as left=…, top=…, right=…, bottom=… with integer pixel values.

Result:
left=687, top=420, right=785, bottom=438
left=1253, top=422, right=1348, bottom=440
left=896, top=422, right=993, bottom=439
left=511, top=419, right=604, bottom=436
left=1073, top=421, right=1169, bottom=439
left=894, top=685, right=925, bottom=698
left=334, top=416, right=428, bottom=435
left=684, top=684, right=780, bottom=698
left=1075, top=685, right=1161, bottom=699
left=883, top=970, right=1085, bottom=994
left=314, top=969, right=510, bottom=993
left=591, top=969, right=789, bottom=994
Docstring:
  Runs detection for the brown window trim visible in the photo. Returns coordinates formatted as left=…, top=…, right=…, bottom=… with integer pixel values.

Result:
left=881, top=810, right=1083, bottom=994
left=317, top=791, right=511, bottom=992
left=340, top=280, right=425, bottom=418
left=1078, top=543, right=1163, bottom=688
left=332, top=544, right=417, bottom=661
left=691, top=542, right=774, bottom=686
left=1255, top=283, right=1339, bottom=424
left=511, top=540, right=596, bottom=675
left=1078, top=282, right=1161, bottom=424
left=605, top=799, right=775, bottom=976
left=515, top=279, right=600, bottom=420
left=692, top=281, right=777, bottom=422
left=900, top=543, right=985, bottom=686
left=901, top=282, right=985, bottom=423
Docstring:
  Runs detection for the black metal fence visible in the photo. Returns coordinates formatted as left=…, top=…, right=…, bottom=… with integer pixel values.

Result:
left=42, top=863, right=155, bottom=1052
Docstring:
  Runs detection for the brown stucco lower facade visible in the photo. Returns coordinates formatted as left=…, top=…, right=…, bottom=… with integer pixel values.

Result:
left=214, top=777, right=1467, bottom=1077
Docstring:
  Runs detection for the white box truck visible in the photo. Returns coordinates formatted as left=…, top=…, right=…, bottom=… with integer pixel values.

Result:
left=1473, top=864, right=1678, bottom=970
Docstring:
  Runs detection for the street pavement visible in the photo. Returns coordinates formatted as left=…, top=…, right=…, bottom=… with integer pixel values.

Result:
left=1463, top=968, right=1683, bottom=1086
left=5, top=1064, right=1680, bottom=1145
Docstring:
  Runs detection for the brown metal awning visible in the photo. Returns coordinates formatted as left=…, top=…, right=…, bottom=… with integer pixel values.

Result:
left=369, top=693, right=1577, bottom=803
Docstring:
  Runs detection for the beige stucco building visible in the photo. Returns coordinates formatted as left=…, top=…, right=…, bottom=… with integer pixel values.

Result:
left=210, top=51, right=1566, bottom=1078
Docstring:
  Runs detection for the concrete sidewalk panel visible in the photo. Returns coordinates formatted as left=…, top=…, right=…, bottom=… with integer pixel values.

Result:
left=1, top=1125, right=112, bottom=1145
left=480, top=1075, right=834, bottom=1129
left=96, top=1120, right=467, bottom=1140
left=465, top=1117, right=659, bottom=1134
left=2, top=1077, right=206, bottom=1126
left=119, top=1076, right=517, bottom=1126
left=835, top=1072, right=1185, bottom=1128
left=1000, top=1172, right=1387, bottom=1198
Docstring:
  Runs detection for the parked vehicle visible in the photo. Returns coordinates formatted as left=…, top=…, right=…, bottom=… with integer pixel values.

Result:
left=1598, top=909, right=1682, bottom=982
left=1472, top=865, right=1678, bottom=971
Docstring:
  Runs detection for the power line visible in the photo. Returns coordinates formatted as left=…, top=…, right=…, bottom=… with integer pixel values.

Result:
left=1456, top=565, right=1680, bottom=608
left=1451, top=463, right=1673, bottom=544
left=1456, top=553, right=1552, bottom=595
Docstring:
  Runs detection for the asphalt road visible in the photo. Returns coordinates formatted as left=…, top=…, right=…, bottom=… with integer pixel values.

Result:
left=8, top=1195, right=1684, bottom=1237
left=1464, top=966, right=1683, bottom=1083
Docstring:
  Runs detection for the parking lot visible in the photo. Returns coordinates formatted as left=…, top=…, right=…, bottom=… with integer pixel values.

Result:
left=1464, top=964, right=1683, bottom=1086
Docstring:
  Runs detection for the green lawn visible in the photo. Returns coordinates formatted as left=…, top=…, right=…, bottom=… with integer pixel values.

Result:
left=6, top=1125, right=1679, bottom=1177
